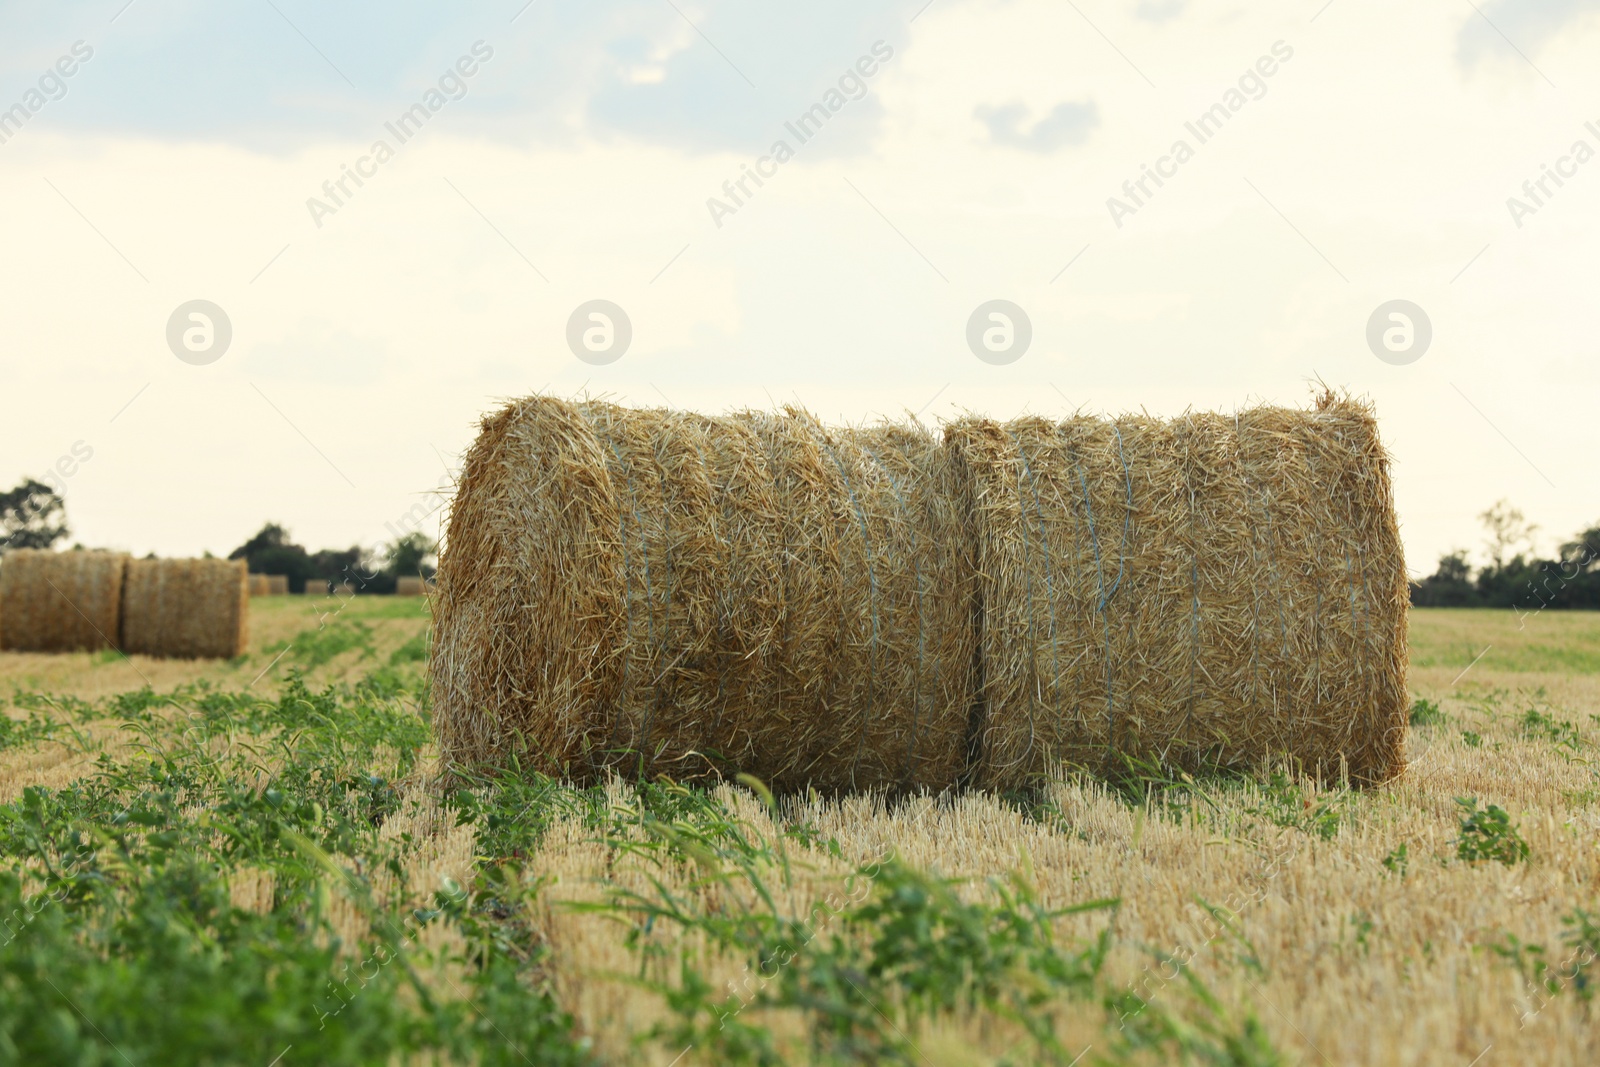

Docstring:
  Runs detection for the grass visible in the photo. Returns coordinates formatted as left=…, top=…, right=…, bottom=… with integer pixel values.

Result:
left=1405, top=606, right=1600, bottom=674
left=0, top=605, right=1595, bottom=1063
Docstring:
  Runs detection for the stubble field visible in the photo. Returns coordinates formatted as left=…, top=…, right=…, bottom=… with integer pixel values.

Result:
left=0, top=597, right=1594, bottom=1066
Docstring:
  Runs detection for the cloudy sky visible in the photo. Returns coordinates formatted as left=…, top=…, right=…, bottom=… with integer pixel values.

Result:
left=1, top=0, right=1597, bottom=574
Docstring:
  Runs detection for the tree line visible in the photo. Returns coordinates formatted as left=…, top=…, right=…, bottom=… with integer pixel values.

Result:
left=1410, top=500, right=1600, bottom=610
left=9, top=474, right=1596, bottom=609
left=1, top=477, right=435, bottom=594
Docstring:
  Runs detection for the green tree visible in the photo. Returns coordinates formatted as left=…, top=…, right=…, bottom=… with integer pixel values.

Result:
left=0, top=478, right=69, bottom=552
left=228, top=523, right=316, bottom=590
left=383, top=532, right=437, bottom=580
left=1479, top=500, right=1537, bottom=572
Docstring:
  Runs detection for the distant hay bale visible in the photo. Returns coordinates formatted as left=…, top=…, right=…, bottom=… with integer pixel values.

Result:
left=120, top=558, right=249, bottom=659
left=248, top=574, right=270, bottom=596
left=266, top=575, right=288, bottom=595
left=301, top=577, right=328, bottom=595
left=0, top=549, right=127, bottom=653
left=945, top=392, right=1407, bottom=788
left=434, top=392, right=1406, bottom=794
left=395, top=576, right=427, bottom=596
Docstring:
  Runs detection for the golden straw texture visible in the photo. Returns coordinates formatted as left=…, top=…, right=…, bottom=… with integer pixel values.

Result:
left=434, top=392, right=1407, bottom=792
left=433, top=397, right=626, bottom=778
left=120, top=558, right=249, bottom=659
left=946, top=391, right=1407, bottom=788
left=0, top=549, right=127, bottom=653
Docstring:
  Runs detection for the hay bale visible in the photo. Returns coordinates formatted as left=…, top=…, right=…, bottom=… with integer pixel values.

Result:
left=433, top=397, right=627, bottom=778
left=434, top=398, right=977, bottom=791
left=395, top=576, right=427, bottom=596
left=266, top=575, right=288, bottom=595
left=945, top=392, right=1407, bottom=788
left=733, top=411, right=977, bottom=791
left=435, top=392, right=1405, bottom=793
left=248, top=573, right=270, bottom=596
left=0, top=549, right=127, bottom=653
left=120, top=558, right=248, bottom=659
left=301, top=577, right=328, bottom=595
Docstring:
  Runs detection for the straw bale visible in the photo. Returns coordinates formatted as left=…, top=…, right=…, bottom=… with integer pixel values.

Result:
left=395, top=576, right=427, bottom=596
left=828, top=421, right=978, bottom=790
left=301, top=577, right=328, bottom=595
left=248, top=573, right=270, bottom=597
left=432, top=397, right=627, bottom=778
left=434, top=399, right=978, bottom=791
left=435, top=392, right=1405, bottom=793
left=730, top=413, right=978, bottom=790
left=120, top=557, right=249, bottom=659
left=266, top=575, right=288, bottom=595
left=0, top=549, right=127, bottom=653
left=946, top=392, right=1407, bottom=788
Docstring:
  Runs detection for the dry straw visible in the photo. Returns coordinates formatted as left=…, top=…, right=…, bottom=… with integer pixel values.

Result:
left=120, top=557, right=249, bottom=659
left=0, top=549, right=127, bottom=653
left=266, top=575, right=288, bottom=596
left=248, top=574, right=270, bottom=597
left=733, top=412, right=977, bottom=791
left=433, top=399, right=979, bottom=790
left=945, top=391, right=1407, bottom=788
left=433, top=392, right=1407, bottom=792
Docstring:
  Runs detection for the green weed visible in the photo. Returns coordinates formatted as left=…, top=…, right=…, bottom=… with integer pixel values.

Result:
left=1453, top=798, right=1529, bottom=866
left=1409, top=698, right=1446, bottom=727
left=1246, top=773, right=1349, bottom=841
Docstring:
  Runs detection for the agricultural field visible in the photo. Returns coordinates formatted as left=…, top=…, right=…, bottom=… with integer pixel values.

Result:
left=0, top=598, right=1595, bottom=1065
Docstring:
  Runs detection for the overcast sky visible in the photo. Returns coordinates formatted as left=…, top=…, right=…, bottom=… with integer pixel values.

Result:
left=1, top=0, right=1597, bottom=574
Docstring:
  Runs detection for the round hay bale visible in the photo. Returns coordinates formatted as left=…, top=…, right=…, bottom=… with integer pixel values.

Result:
left=846, top=422, right=978, bottom=791
left=945, top=393, right=1407, bottom=788
left=432, top=397, right=627, bottom=778
left=395, top=576, right=427, bottom=596
left=248, top=573, right=270, bottom=597
left=434, top=392, right=1405, bottom=794
left=0, top=549, right=128, bottom=653
left=577, top=401, right=727, bottom=779
left=266, top=574, right=289, bottom=596
left=732, top=408, right=846, bottom=787
left=746, top=414, right=979, bottom=792
left=684, top=413, right=785, bottom=779
left=120, top=558, right=249, bottom=659
left=434, top=398, right=978, bottom=792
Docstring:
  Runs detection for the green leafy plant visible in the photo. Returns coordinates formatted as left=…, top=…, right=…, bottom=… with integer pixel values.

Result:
left=1246, top=772, right=1349, bottom=841
left=1381, top=843, right=1409, bottom=877
left=0, top=675, right=592, bottom=1065
left=1561, top=908, right=1599, bottom=1001
left=1453, top=798, right=1529, bottom=866
left=1520, top=705, right=1584, bottom=753
left=1409, top=698, right=1446, bottom=727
